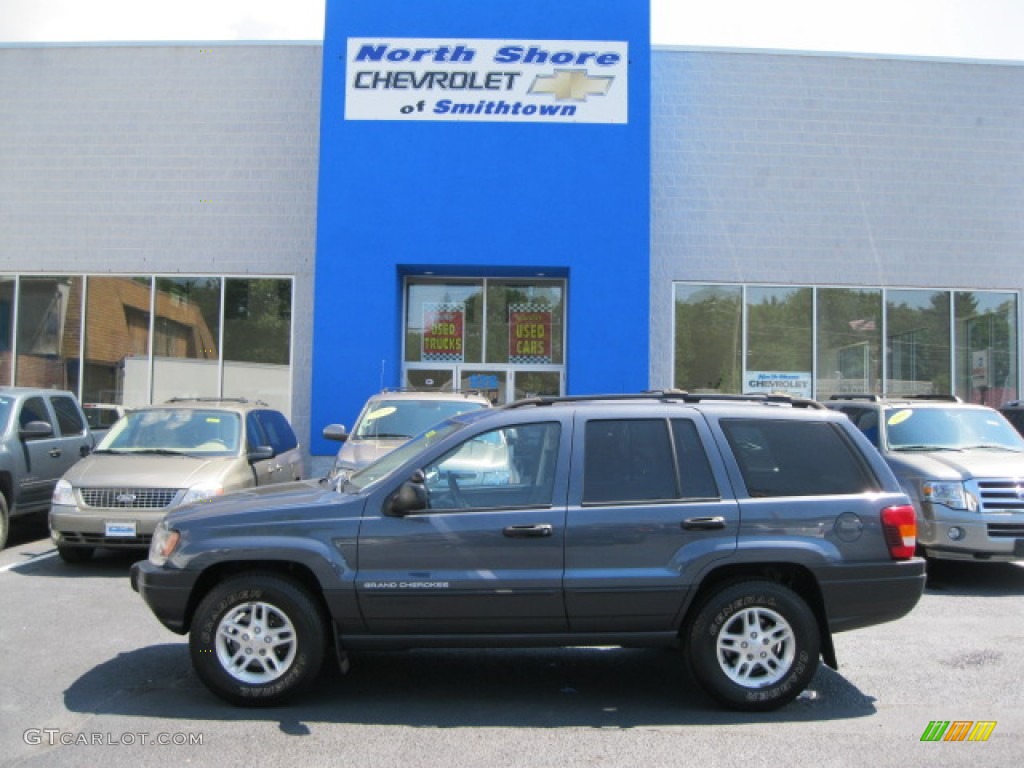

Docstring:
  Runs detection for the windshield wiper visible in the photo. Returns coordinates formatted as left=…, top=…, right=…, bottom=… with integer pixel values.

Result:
left=892, top=445, right=961, bottom=452
left=127, top=448, right=189, bottom=456
left=963, top=444, right=1023, bottom=452
left=359, top=433, right=411, bottom=440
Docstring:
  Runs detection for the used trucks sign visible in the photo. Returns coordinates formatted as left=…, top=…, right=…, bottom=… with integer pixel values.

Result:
left=345, top=38, right=629, bottom=123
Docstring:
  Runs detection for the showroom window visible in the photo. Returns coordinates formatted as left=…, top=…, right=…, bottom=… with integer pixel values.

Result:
left=674, top=284, right=1019, bottom=405
left=403, top=276, right=565, bottom=404
left=0, top=274, right=294, bottom=418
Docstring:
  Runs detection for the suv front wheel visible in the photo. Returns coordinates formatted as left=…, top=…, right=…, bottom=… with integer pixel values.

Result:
left=190, top=573, right=328, bottom=706
left=686, top=580, right=820, bottom=711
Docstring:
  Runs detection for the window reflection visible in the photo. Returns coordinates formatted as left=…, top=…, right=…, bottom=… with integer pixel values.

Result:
left=151, top=277, right=221, bottom=402
left=223, top=278, right=293, bottom=414
left=955, top=291, right=1018, bottom=405
left=0, top=277, right=14, bottom=385
left=15, top=276, right=82, bottom=391
left=817, top=288, right=882, bottom=399
left=886, top=290, right=950, bottom=396
left=673, top=284, right=742, bottom=393
left=83, top=276, right=152, bottom=407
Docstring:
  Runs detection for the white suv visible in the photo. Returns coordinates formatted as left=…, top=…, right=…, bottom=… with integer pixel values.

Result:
left=323, top=389, right=491, bottom=479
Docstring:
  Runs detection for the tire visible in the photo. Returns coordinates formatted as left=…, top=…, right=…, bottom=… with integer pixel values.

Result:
left=190, top=573, right=327, bottom=706
left=57, top=544, right=94, bottom=564
left=686, top=580, right=820, bottom=712
left=0, top=494, right=9, bottom=551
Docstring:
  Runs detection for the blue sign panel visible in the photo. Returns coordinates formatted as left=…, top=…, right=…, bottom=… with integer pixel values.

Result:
left=311, top=0, right=651, bottom=455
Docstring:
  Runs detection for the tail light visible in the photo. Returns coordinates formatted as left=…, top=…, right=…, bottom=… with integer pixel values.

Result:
left=881, top=504, right=918, bottom=559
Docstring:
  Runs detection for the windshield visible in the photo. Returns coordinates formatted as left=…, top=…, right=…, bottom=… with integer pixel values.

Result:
left=353, top=398, right=486, bottom=440
left=344, top=419, right=466, bottom=491
left=884, top=407, right=1024, bottom=451
left=97, top=408, right=242, bottom=456
left=0, top=397, right=12, bottom=433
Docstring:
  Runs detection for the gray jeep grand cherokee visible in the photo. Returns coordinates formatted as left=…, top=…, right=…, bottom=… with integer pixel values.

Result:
left=131, top=392, right=925, bottom=711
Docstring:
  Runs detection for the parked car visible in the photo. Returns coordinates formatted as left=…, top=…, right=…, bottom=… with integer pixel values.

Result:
left=132, top=391, right=925, bottom=710
left=998, top=399, right=1024, bottom=438
left=322, top=389, right=491, bottom=478
left=82, top=403, right=128, bottom=440
left=0, top=387, right=94, bottom=551
left=50, top=397, right=304, bottom=563
left=825, top=393, right=1024, bottom=562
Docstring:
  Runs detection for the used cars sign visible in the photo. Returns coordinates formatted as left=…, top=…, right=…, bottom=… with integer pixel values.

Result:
left=345, top=38, right=629, bottom=123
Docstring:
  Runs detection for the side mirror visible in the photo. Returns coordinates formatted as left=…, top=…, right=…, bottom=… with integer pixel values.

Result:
left=322, top=424, right=349, bottom=442
left=248, top=445, right=274, bottom=462
left=384, top=469, right=428, bottom=516
left=20, top=420, right=54, bottom=440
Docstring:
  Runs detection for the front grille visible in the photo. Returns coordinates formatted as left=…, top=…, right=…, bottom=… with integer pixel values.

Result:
left=79, top=488, right=180, bottom=510
left=988, top=523, right=1024, bottom=538
left=974, top=480, right=1024, bottom=513
left=60, top=531, right=153, bottom=548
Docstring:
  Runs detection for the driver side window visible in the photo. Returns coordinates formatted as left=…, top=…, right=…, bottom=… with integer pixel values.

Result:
left=423, top=422, right=561, bottom=511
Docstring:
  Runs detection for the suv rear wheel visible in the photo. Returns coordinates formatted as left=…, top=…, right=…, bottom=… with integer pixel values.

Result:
left=190, top=573, right=327, bottom=706
left=686, top=580, right=820, bottom=711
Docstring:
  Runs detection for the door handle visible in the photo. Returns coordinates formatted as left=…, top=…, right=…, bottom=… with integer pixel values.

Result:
left=681, top=516, right=727, bottom=531
left=503, top=524, right=554, bottom=538
left=49, top=448, right=62, bottom=458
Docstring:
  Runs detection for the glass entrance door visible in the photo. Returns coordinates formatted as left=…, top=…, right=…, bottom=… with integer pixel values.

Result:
left=403, top=366, right=562, bottom=405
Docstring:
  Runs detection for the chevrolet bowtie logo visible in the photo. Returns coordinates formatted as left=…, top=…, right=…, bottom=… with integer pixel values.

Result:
left=529, top=69, right=613, bottom=101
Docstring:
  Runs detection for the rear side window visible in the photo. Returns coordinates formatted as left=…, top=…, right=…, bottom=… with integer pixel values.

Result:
left=721, top=418, right=878, bottom=497
left=253, top=410, right=298, bottom=453
left=19, top=396, right=50, bottom=428
left=50, top=396, right=86, bottom=436
left=583, top=418, right=719, bottom=504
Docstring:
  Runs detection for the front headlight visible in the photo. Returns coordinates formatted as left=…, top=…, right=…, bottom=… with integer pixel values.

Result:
left=921, top=481, right=978, bottom=511
left=52, top=478, right=75, bottom=506
left=149, top=522, right=181, bottom=566
left=180, top=482, right=224, bottom=505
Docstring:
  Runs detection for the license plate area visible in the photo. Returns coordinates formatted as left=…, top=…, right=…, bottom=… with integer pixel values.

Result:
left=105, top=521, right=138, bottom=538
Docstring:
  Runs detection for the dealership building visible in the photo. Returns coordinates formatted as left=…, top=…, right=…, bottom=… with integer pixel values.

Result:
left=2, top=0, right=1022, bottom=472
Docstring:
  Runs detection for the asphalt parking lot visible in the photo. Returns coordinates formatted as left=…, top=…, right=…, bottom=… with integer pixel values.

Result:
left=1, top=514, right=1022, bottom=768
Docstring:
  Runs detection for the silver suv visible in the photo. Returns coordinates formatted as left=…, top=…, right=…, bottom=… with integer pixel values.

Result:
left=323, top=389, right=491, bottom=478
left=50, top=397, right=305, bottom=563
left=826, top=394, right=1024, bottom=562
left=0, top=387, right=94, bottom=550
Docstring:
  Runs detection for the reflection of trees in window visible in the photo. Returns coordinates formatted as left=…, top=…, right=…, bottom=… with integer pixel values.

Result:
left=746, top=287, right=812, bottom=372
left=886, top=291, right=950, bottom=395
left=816, top=288, right=881, bottom=397
left=674, top=285, right=741, bottom=392
left=955, top=291, right=1018, bottom=404
left=224, top=279, right=292, bottom=365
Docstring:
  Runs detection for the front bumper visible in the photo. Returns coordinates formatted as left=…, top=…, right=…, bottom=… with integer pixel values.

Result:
left=918, top=507, right=1024, bottom=561
left=129, top=559, right=198, bottom=634
left=50, top=503, right=165, bottom=550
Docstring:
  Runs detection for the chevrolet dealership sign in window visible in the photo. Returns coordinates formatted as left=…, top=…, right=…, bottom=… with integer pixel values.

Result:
left=345, top=38, right=629, bottom=123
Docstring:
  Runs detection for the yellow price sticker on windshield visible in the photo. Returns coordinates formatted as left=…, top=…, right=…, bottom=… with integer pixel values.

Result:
left=888, top=410, right=912, bottom=426
left=364, top=406, right=397, bottom=421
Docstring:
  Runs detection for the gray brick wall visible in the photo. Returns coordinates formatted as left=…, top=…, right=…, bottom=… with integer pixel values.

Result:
left=651, top=49, right=1024, bottom=389
left=0, top=43, right=322, bottom=456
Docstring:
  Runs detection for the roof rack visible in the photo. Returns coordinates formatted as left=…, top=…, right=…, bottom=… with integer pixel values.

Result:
left=504, top=390, right=824, bottom=410
left=379, top=387, right=486, bottom=397
left=164, top=397, right=268, bottom=406
left=829, top=393, right=961, bottom=403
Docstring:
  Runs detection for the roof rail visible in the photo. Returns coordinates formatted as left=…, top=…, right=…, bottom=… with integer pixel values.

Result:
left=165, top=397, right=268, bottom=406
left=504, top=391, right=824, bottom=410
left=829, top=393, right=961, bottom=403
